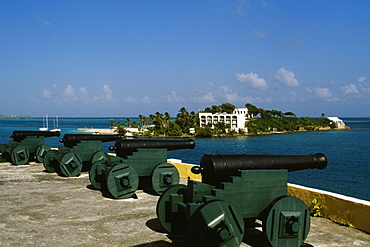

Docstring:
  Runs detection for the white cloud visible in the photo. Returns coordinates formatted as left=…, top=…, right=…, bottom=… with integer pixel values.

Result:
left=191, top=82, right=273, bottom=105
left=236, top=72, right=268, bottom=90
left=342, top=84, right=359, bottom=96
left=192, top=92, right=216, bottom=104
left=274, top=67, right=300, bottom=87
left=358, top=76, right=366, bottom=83
left=250, top=30, right=265, bottom=38
left=235, top=0, right=250, bottom=15
left=101, top=84, right=113, bottom=101
left=314, top=87, right=331, bottom=98
left=160, top=91, right=185, bottom=104
left=79, top=87, right=89, bottom=102
left=191, top=82, right=217, bottom=103
left=281, top=91, right=305, bottom=103
left=191, top=82, right=233, bottom=103
left=142, top=96, right=151, bottom=104
left=123, top=96, right=138, bottom=104
left=357, top=76, right=370, bottom=93
left=38, top=18, right=52, bottom=26
left=224, top=91, right=240, bottom=102
left=42, top=89, right=52, bottom=99
left=307, top=86, right=338, bottom=101
left=63, top=85, right=76, bottom=100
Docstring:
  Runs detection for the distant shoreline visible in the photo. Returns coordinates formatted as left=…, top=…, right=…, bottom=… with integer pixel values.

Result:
left=0, top=115, right=33, bottom=119
left=77, top=128, right=117, bottom=134
left=77, top=125, right=351, bottom=137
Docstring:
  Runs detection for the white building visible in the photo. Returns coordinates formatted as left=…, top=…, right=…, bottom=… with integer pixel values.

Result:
left=199, top=108, right=251, bottom=132
left=327, top=117, right=346, bottom=128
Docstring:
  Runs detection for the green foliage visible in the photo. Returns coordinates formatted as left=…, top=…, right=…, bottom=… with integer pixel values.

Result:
left=201, top=102, right=236, bottom=114
left=115, top=126, right=127, bottom=135
left=111, top=103, right=338, bottom=137
left=220, top=103, right=236, bottom=114
left=310, top=198, right=323, bottom=217
left=175, top=107, right=197, bottom=134
left=246, top=114, right=334, bottom=134
left=195, top=125, right=213, bottom=137
left=244, top=103, right=260, bottom=117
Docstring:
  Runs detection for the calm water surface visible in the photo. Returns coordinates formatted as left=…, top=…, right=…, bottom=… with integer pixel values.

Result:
left=0, top=117, right=369, bottom=201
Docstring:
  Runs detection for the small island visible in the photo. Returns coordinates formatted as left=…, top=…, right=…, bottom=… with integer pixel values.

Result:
left=80, top=103, right=350, bottom=137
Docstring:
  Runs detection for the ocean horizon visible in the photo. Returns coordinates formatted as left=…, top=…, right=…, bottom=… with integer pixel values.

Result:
left=0, top=117, right=369, bottom=201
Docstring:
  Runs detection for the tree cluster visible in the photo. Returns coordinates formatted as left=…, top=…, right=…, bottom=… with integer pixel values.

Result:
left=111, top=107, right=199, bottom=137
left=199, top=103, right=236, bottom=114
left=110, top=102, right=337, bottom=137
left=244, top=103, right=336, bottom=134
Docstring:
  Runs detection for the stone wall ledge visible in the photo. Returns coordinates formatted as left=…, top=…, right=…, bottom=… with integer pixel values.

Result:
left=288, top=183, right=370, bottom=234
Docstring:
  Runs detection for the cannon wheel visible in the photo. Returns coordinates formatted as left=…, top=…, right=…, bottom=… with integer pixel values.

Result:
left=43, top=150, right=58, bottom=172
left=11, top=145, right=29, bottom=165
left=151, top=162, right=180, bottom=195
left=262, top=195, right=310, bottom=247
left=91, top=150, right=109, bottom=165
left=59, top=152, right=83, bottom=177
left=106, top=164, right=139, bottom=199
left=189, top=200, right=245, bottom=247
left=89, top=159, right=108, bottom=190
left=35, top=144, right=51, bottom=163
left=156, top=184, right=188, bottom=233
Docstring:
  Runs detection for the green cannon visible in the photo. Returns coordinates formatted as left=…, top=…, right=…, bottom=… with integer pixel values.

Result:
left=88, top=139, right=195, bottom=199
left=0, top=130, right=61, bottom=165
left=156, top=153, right=327, bottom=247
left=43, top=133, right=123, bottom=177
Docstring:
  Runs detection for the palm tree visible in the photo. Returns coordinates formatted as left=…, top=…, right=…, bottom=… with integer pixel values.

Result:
left=138, top=115, right=145, bottom=127
left=138, top=115, right=149, bottom=127
left=125, top=118, right=132, bottom=128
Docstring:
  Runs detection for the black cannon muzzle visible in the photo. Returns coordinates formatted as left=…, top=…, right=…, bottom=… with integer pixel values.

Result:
left=192, top=153, right=327, bottom=186
left=60, top=134, right=124, bottom=147
left=10, top=130, right=61, bottom=141
left=109, top=139, right=195, bottom=157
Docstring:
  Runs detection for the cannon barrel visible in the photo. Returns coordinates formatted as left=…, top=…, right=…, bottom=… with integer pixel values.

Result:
left=10, top=130, right=61, bottom=141
left=192, top=153, right=327, bottom=186
left=60, top=134, right=123, bottom=147
left=109, top=139, right=195, bottom=157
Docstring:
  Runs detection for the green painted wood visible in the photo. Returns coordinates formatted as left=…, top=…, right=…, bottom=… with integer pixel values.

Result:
left=156, top=184, right=188, bottom=233
left=151, top=162, right=180, bottom=195
left=262, top=196, right=310, bottom=247
left=106, top=164, right=139, bottom=199
left=11, top=145, right=29, bottom=165
left=35, top=144, right=51, bottom=163
left=58, top=152, right=83, bottom=177
left=189, top=200, right=245, bottom=247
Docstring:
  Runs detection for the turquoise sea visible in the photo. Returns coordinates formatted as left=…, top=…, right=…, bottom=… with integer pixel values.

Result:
left=0, top=117, right=369, bottom=201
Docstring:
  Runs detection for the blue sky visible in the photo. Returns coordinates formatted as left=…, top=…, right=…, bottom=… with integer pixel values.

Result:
left=1, top=1, right=369, bottom=117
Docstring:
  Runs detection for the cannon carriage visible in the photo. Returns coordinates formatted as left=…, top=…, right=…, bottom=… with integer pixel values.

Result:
left=0, top=130, right=61, bottom=165
left=156, top=153, right=327, bottom=247
left=88, top=139, right=195, bottom=199
left=42, top=134, right=123, bottom=177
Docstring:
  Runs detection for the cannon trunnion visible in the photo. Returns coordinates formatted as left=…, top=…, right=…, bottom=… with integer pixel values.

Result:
left=0, top=130, right=60, bottom=165
left=156, top=153, right=328, bottom=247
left=43, top=134, right=123, bottom=177
left=89, top=139, right=195, bottom=199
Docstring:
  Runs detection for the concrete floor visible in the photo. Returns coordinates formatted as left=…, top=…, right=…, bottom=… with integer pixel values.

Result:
left=1, top=162, right=370, bottom=247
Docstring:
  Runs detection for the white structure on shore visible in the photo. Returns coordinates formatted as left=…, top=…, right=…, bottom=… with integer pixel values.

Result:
left=198, top=108, right=251, bottom=132
left=327, top=117, right=346, bottom=128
